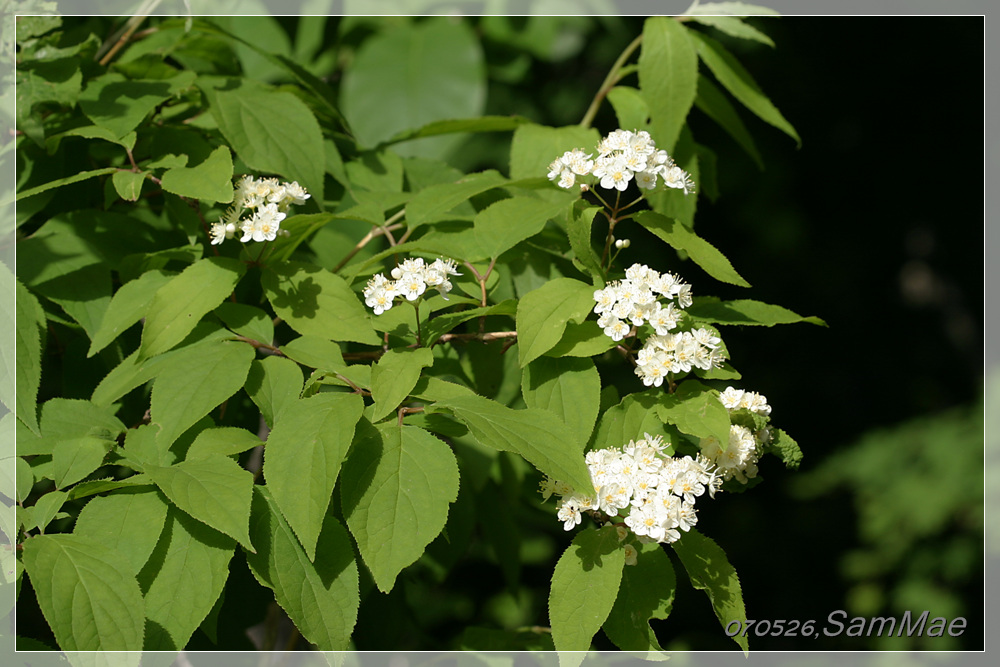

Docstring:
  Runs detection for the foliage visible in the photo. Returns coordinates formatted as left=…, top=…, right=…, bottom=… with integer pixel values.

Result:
left=9, top=10, right=819, bottom=653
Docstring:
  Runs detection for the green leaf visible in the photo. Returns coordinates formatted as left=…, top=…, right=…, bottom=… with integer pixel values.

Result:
left=264, top=393, right=364, bottom=561
left=423, top=299, right=516, bottom=346
left=149, top=339, right=254, bottom=451
left=639, top=17, right=699, bottom=153
left=509, top=123, right=600, bottom=181
left=139, top=257, right=247, bottom=359
left=88, top=270, right=173, bottom=357
left=671, top=528, right=749, bottom=652
left=686, top=297, right=826, bottom=327
left=73, top=489, right=168, bottom=576
left=695, top=74, right=764, bottom=169
left=15, top=280, right=44, bottom=434
left=15, top=167, right=118, bottom=201
left=607, top=85, right=650, bottom=133
left=139, top=507, right=235, bottom=650
left=214, top=301, right=275, bottom=343
left=79, top=71, right=196, bottom=138
left=159, top=145, right=234, bottom=204
left=146, top=454, right=254, bottom=552
left=544, top=320, right=616, bottom=359
left=689, top=30, right=800, bottom=145
left=112, top=170, right=147, bottom=201
left=522, top=356, right=601, bottom=447
left=471, top=196, right=571, bottom=261
left=566, top=205, right=603, bottom=281
left=66, top=476, right=154, bottom=502
left=549, top=526, right=626, bottom=653
left=262, top=261, right=379, bottom=345
left=405, top=170, right=507, bottom=230
left=603, top=541, right=676, bottom=654
left=25, top=490, right=68, bottom=532
left=655, top=380, right=731, bottom=446
left=592, top=391, right=673, bottom=452
left=340, top=422, right=459, bottom=593
left=341, top=18, right=485, bottom=159
left=636, top=211, right=750, bottom=288
left=185, top=427, right=262, bottom=460
left=380, top=116, right=529, bottom=147
left=244, top=356, right=303, bottom=428
left=45, top=124, right=137, bottom=153
left=246, top=487, right=359, bottom=651
left=23, top=398, right=127, bottom=457
left=279, top=335, right=346, bottom=371
left=370, top=347, right=434, bottom=422
left=204, top=81, right=325, bottom=202
left=766, top=428, right=803, bottom=470
left=51, top=436, right=114, bottom=489
left=689, top=15, right=775, bottom=47
left=32, top=264, right=112, bottom=340
left=22, top=533, right=145, bottom=651
left=431, top=394, right=593, bottom=494
left=516, top=277, right=595, bottom=367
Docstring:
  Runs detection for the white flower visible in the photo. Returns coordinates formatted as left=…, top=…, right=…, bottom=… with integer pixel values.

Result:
left=623, top=543, right=639, bottom=566
left=209, top=222, right=227, bottom=245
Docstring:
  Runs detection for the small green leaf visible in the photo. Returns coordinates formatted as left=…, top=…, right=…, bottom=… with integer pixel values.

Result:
left=159, top=145, right=234, bottom=204
left=689, top=15, right=775, bottom=47
left=592, top=391, right=673, bottom=452
left=566, top=205, right=603, bottom=280
left=509, top=123, right=600, bottom=181
left=549, top=526, right=626, bottom=653
left=263, top=393, right=364, bottom=561
left=522, top=356, right=601, bottom=447
left=25, top=398, right=127, bottom=458
left=214, top=301, right=274, bottom=343
left=279, top=335, right=346, bottom=371
left=406, top=170, right=507, bottom=230
left=15, top=280, right=45, bottom=434
left=695, top=74, right=764, bottom=169
left=672, top=528, right=749, bottom=652
left=370, top=348, right=434, bottom=422
left=639, top=17, right=699, bottom=153
left=340, top=422, right=459, bottom=593
left=112, top=170, right=147, bottom=201
left=185, top=427, right=262, bottom=460
left=516, top=277, right=595, bottom=367
left=607, top=85, right=651, bottom=133
left=544, top=320, right=616, bottom=359
left=656, top=380, right=731, bottom=446
left=73, top=489, right=168, bottom=576
left=22, top=533, right=145, bottom=650
left=26, top=490, right=67, bottom=532
left=603, top=541, right=676, bottom=654
left=51, top=436, right=113, bottom=489
left=766, top=428, right=803, bottom=470
left=88, top=269, right=173, bottom=357
left=146, top=454, right=254, bottom=552
left=139, top=257, right=247, bottom=359
left=686, top=297, right=826, bottom=327
left=472, top=196, right=571, bottom=261
left=636, top=211, right=750, bottom=288
left=245, top=356, right=303, bottom=428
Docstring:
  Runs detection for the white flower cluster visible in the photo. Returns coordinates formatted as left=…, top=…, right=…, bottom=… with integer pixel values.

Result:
left=363, top=257, right=462, bottom=315
left=547, top=129, right=696, bottom=194
left=540, top=434, right=722, bottom=546
left=209, top=175, right=310, bottom=246
left=699, top=387, right=773, bottom=484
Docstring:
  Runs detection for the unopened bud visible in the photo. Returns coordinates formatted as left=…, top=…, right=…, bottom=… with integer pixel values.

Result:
left=580, top=183, right=590, bottom=193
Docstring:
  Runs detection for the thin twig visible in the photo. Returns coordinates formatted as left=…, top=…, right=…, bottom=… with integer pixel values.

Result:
left=96, top=0, right=163, bottom=66
left=579, top=34, right=644, bottom=129
left=332, top=222, right=404, bottom=273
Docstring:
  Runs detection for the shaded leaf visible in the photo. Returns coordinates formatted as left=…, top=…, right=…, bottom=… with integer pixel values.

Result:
left=636, top=211, right=750, bottom=287
left=516, top=277, right=595, bottom=367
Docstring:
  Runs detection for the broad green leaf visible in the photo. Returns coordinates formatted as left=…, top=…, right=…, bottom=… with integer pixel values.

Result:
left=32, top=264, right=112, bottom=340
left=607, top=85, right=651, bottom=133
left=516, top=277, right=595, bottom=367
left=549, top=526, right=626, bottom=653
left=146, top=454, right=254, bottom=552
left=340, top=422, right=459, bottom=593
left=88, top=269, right=173, bottom=357
left=472, top=196, right=570, bottom=261
left=149, top=339, right=254, bottom=451
left=370, top=348, right=434, bottom=422
left=185, top=427, right=262, bottom=460
left=214, top=301, right=275, bottom=344
left=112, top=170, right=146, bottom=201
left=264, top=393, right=364, bottom=561
left=16, top=57, right=82, bottom=123
left=592, top=392, right=674, bottom=452
left=22, top=398, right=127, bottom=457
left=45, top=124, right=137, bottom=153
left=423, top=299, right=516, bottom=346
left=15, top=280, right=44, bottom=434
left=52, top=436, right=114, bottom=489
left=639, top=17, right=699, bottom=153
left=139, top=257, right=246, bottom=359
left=262, top=261, right=379, bottom=345
left=655, top=380, right=731, bottom=446
left=25, top=490, right=67, bottom=532
left=380, top=116, right=529, bottom=147
left=695, top=74, right=764, bottom=169
left=341, top=18, right=485, bottom=159
left=73, top=489, right=168, bottom=576
left=544, top=320, right=616, bottom=359
left=67, top=476, right=153, bottom=502
left=139, top=507, right=235, bottom=650
left=690, top=30, right=800, bottom=145
left=522, top=356, right=601, bottom=447
left=603, top=541, right=676, bottom=654
left=406, top=170, right=507, bottom=230
left=672, top=528, right=749, bottom=652
left=159, top=145, right=234, bottom=204
left=15, top=167, right=118, bottom=201
left=409, top=375, right=476, bottom=402
left=22, top=533, right=145, bottom=650
left=566, top=205, right=603, bottom=281
left=279, top=335, right=346, bottom=371
left=431, top=394, right=593, bottom=494
left=686, top=297, right=826, bottom=327
left=79, top=71, right=196, bottom=138
left=689, top=15, right=775, bottom=47
left=509, top=123, right=600, bottom=181
left=636, top=211, right=750, bottom=288
left=245, top=356, right=303, bottom=428
left=246, top=487, right=359, bottom=651
left=204, top=81, right=325, bottom=201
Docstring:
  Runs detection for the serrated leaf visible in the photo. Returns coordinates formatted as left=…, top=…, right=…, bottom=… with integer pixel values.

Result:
left=139, top=257, right=246, bottom=359
left=509, top=123, right=601, bottom=181
left=471, top=196, right=571, bottom=262
left=636, top=211, right=750, bottom=287
left=671, top=528, right=749, bottom=652
left=695, top=74, right=764, bottom=169
left=149, top=339, right=254, bottom=451
left=603, top=541, right=676, bottom=654
left=656, top=380, right=731, bottom=446
left=145, top=454, right=254, bottom=552
left=767, top=428, right=803, bottom=469
left=15, top=280, right=44, bottom=434
left=88, top=270, right=173, bottom=357
left=246, top=487, right=359, bottom=651
left=214, top=301, right=274, bottom=344
left=279, top=335, right=346, bottom=371
left=23, top=398, right=127, bottom=458
left=159, top=145, right=234, bottom=204
left=639, top=17, right=698, bottom=153
left=112, top=170, right=147, bottom=201
left=516, top=277, right=596, bottom=367
left=423, top=299, right=517, bottom=346
left=22, top=534, right=145, bottom=650
left=549, top=526, right=626, bottom=653
left=370, top=348, right=434, bottom=422
left=544, top=320, right=616, bottom=359
left=686, top=297, right=826, bottom=327
left=522, top=356, right=601, bottom=447
left=185, top=427, right=261, bottom=460
left=66, top=476, right=153, bottom=502
left=689, top=15, right=775, bottom=47
left=566, top=205, right=604, bottom=281
left=405, top=170, right=507, bottom=230
left=431, top=394, right=592, bottom=494
left=264, top=393, right=364, bottom=561
left=26, top=490, right=67, bottom=532
left=690, top=30, right=799, bottom=146
left=340, top=422, right=459, bottom=593
left=138, top=507, right=235, bottom=650
left=592, top=391, right=673, bottom=452
left=245, top=356, right=303, bottom=428
left=262, top=261, right=379, bottom=345
left=74, top=489, right=168, bottom=576
left=79, top=71, right=195, bottom=138
left=52, top=436, right=114, bottom=489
